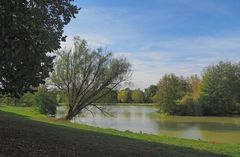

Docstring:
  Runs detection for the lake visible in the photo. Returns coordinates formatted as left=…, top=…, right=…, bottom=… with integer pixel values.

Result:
left=56, top=105, right=240, bottom=144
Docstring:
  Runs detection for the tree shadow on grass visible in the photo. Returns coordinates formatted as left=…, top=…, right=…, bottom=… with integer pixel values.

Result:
left=0, top=110, right=234, bottom=157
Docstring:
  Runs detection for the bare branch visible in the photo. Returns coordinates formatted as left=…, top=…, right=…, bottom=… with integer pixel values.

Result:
left=83, top=106, right=95, bottom=119
left=91, top=104, right=112, bottom=117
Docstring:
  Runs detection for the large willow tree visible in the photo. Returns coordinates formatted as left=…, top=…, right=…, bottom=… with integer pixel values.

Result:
left=51, top=37, right=131, bottom=120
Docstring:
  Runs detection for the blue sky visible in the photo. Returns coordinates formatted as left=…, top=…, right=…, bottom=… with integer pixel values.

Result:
left=62, top=0, right=240, bottom=89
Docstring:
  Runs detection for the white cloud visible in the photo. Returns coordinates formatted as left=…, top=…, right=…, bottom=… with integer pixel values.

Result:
left=116, top=34, right=240, bottom=89
left=61, top=34, right=113, bottom=50
left=140, top=34, right=240, bottom=53
left=61, top=33, right=240, bottom=89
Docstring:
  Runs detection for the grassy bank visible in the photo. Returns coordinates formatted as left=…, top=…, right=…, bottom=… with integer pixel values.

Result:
left=0, top=106, right=239, bottom=157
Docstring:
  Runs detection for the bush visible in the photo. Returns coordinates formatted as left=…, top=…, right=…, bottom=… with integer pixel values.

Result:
left=1, top=96, right=12, bottom=105
left=36, top=94, right=57, bottom=115
left=175, top=94, right=202, bottom=116
left=131, top=89, right=145, bottom=103
left=117, top=88, right=132, bottom=103
left=1, top=86, right=58, bottom=115
left=34, top=87, right=58, bottom=115
left=0, top=96, right=20, bottom=106
left=19, top=92, right=36, bottom=106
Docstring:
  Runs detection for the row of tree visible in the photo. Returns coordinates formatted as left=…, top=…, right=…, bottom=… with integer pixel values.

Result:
left=116, top=86, right=157, bottom=103
left=154, top=61, right=240, bottom=116
left=96, top=86, right=157, bottom=104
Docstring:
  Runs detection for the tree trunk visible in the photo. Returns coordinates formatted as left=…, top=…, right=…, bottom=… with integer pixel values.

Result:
left=65, top=108, right=75, bottom=120
left=65, top=112, right=74, bottom=120
left=65, top=109, right=74, bottom=120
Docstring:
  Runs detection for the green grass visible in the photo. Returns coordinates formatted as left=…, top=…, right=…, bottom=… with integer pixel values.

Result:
left=0, top=105, right=239, bottom=157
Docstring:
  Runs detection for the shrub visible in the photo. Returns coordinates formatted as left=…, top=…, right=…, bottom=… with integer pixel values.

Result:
left=36, top=94, right=57, bottom=115
left=1, top=96, right=12, bottom=105
left=0, top=96, right=20, bottom=106
left=131, top=89, right=145, bottom=103
left=19, top=92, right=36, bottom=107
left=175, top=94, right=203, bottom=116
left=34, top=87, right=57, bottom=115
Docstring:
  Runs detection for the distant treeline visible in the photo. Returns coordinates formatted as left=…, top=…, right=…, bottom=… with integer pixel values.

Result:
left=96, top=86, right=158, bottom=104
left=1, top=61, right=240, bottom=116
left=99, top=61, right=240, bottom=116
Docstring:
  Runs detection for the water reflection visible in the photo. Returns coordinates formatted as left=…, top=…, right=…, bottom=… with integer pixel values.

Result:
left=56, top=105, right=240, bottom=144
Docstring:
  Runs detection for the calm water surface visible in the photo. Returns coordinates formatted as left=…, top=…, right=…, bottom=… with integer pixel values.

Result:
left=56, top=105, right=240, bottom=144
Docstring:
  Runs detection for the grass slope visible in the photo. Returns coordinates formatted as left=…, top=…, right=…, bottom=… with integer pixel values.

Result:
left=0, top=106, right=239, bottom=157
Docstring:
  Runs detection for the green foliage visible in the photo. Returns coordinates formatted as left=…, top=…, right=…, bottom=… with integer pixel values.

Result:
left=58, top=91, right=69, bottom=104
left=34, top=86, right=57, bottom=115
left=172, top=75, right=202, bottom=116
left=0, top=86, right=58, bottom=115
left=46, top=89, right=68, bottom=104
left=0, top=92, right=36, bottom=107
left=51, top=37, right=131, bottom=119
left=154, top=74, right=190, bottom=114
left=0, top=96, right=21, bottom=106
left=96, top=89, right=118, bottom=103
left=176, top=94, right=202, bottom=116
left=144, top=85, right=157, bottom=103
left=1, top=96, right=13, bottom=106
left=152, top=64, right=240, bottom=116
left=0, top=0, right=79, bottom=97
left=19, top=92, right=36, bottom=107
left=131, top=89, right=145, bottom=103
left=36, top=94, right=57, bottom=115
left=200, top=61, right=240, bottom=115
left=117, top=88, right=132, bottom=103
left=188, top=75, right=201, bottom=99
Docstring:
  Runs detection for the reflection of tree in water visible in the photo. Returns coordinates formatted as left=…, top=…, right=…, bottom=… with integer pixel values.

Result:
left=156, top=120, right=240, bottom=132
left=154, top=117, right=240, bottom=143
left=156, top=122, right=202, bottom=139
left=122, top=112, right=131, bottom=119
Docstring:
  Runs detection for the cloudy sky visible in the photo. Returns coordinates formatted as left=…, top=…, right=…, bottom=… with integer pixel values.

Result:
left=62, top=0, right=240, bottom=89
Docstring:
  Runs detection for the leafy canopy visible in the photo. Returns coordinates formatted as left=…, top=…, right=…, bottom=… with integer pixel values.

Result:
left=117, top=88, right=132, bottom=103
left=131, top=89, right=145, bottom=103
left=144, top=85, right=157, bottom=103
left=154, top=74, right=190, bottom=114
left=51, top=37, right=131, bottom=120
left=0, top=0, right=79, bottom=97
left=200, top=61, right=240, bottom=115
